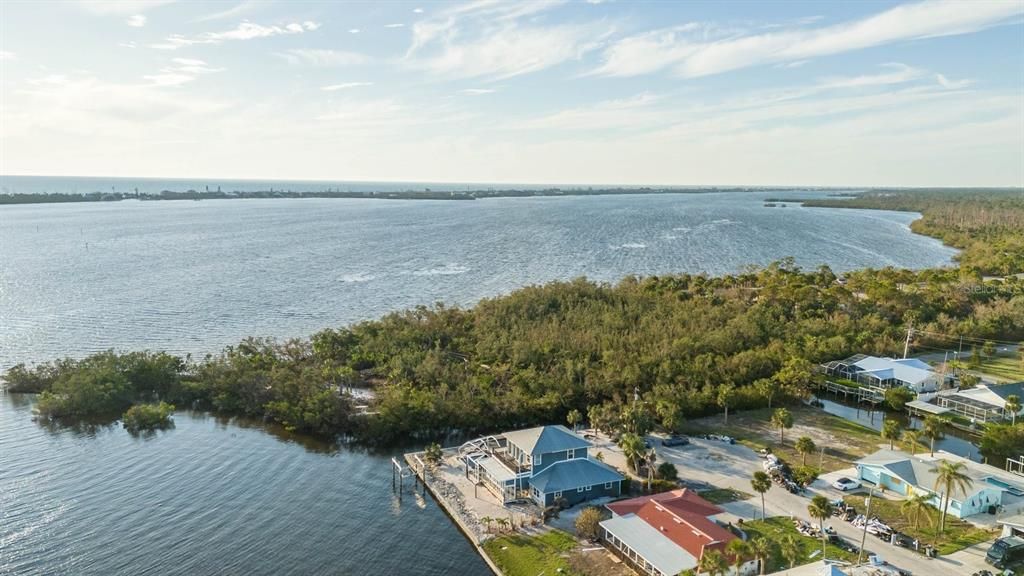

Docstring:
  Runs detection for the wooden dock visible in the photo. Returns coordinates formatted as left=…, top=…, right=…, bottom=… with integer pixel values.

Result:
left=817, top=380, right=883, bottom=405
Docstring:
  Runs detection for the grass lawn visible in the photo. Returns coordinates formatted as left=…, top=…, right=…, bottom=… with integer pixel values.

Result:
left=843, top=495, right=998, bottom=555
left=483, top=529, right=580, bottom=576
left=741, top=517, right=859, bottom=572
left=682, top=406, right=883, bottom=472
left=699, top=488, right=752, bottom=505
left=973, top=354, right=1024, bottom=383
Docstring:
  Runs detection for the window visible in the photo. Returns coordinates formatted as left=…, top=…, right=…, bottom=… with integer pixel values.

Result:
left=604, top=482, right=613, bottom=489
left=586, top=485, right=593, bottom=491
left=567, top=448, right=575, bottom=459
left=535, top=454, right=542, bottom=466
left=578, top=486, right=585, bottom=493
left=554, top=491, right=562, bottom=498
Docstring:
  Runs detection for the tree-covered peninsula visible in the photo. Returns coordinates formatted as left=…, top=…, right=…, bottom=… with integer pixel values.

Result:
left=4, top=190, right=1023, bottom=448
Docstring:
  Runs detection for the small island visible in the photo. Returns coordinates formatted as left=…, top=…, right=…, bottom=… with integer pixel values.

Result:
left=123, top=402, right=176, bottom=433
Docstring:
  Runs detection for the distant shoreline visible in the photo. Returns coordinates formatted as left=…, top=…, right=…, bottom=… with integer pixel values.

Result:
left=0, top=186, right=851, bottom=205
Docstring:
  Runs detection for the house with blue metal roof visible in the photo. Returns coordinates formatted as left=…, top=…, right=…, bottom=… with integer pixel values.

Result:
left=460, top=425, right=624, bottom=507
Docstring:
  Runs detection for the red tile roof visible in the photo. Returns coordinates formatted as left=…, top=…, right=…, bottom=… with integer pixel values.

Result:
left=606, top=489, right=736, bottom=560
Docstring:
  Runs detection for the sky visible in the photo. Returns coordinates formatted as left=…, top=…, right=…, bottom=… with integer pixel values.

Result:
left=1, top=0, right=1022, bottom=187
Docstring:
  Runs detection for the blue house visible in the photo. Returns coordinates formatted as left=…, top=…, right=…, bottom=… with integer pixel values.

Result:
left=855, top=449, right=1019, bottom=519
left=461, top=425, right=624, bottom=507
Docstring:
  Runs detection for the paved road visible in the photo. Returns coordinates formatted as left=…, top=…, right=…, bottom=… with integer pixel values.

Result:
left=614, top=434, right=995, bottom=576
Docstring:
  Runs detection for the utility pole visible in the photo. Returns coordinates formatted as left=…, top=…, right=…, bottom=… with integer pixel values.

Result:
left=857, top=486, right=875, bottom=565
left=903, top=324, right=913, bottom=359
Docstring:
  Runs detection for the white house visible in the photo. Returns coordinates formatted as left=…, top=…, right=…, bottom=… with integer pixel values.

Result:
left=822, top=354, right=940, bottom=394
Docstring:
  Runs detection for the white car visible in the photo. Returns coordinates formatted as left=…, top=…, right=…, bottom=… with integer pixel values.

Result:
left=832, top=477, right=861, bottom=491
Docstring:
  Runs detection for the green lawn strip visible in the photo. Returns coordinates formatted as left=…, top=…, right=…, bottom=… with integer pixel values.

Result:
left=843, top=495, right=997, bottom=555
left=482, top=529, right=581, bottom=576
left=699, top=488, right=753, bottom=505
left=740, top=517, right=858, bottom=572
left=974, top=355, right=1024, bottom=383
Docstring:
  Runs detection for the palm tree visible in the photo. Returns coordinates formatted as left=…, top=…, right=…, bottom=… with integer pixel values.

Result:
left=725, top=539, right=750, bottom=576
left=807, top=495, right=834, bottom=557
left=901, top=492, right=935, bottom=530
left=495, top=517, right=510, bottom=533
left=778, top=534, right=801, bottom=569
left=795, top=436, right=816, bottom=466
left=1006, top=394, right=1021, bottom=425
left=566, top=408, right=582, bottom=431
left=749, top=537, right=772, bottom=576
left=697, top=549, right=728, bottom=576
left=481, top=516, right=493, bottom=534
left=931, top=459, right=973, bottom=534
left=771, top=408, right=794, bottom=443
left=902, top=429, right=922, bottom=455
left=751, top=471, right=772, bottom=520
left=881, top=419, right=902, bottom=450
left=619, top=433, right=646, bottom=473
left=922, top=415, right=947, bottom=457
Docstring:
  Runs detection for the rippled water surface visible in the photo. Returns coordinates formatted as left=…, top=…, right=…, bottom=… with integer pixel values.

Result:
left=0, top=191, right=955, bottom=370
left=0, top=393, right=488, bottom=576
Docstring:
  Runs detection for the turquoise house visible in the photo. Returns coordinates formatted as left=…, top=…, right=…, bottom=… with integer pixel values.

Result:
left=856, top=450, right=1014, bottom=519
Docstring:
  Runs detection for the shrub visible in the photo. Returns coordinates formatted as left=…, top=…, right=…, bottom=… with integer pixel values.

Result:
left=792, top=465, right=820, bottom=487
left=657, top=461, right=679, bottom=480
left=575, top=507, right=603, bottom=541
left=123, top=402, right=175, bottom=432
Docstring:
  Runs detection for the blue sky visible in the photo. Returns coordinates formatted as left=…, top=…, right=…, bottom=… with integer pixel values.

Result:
left=1, top=0, right=1022, bottom=186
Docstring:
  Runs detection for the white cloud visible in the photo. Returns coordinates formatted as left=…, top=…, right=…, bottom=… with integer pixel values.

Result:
left=152, top=20, right=320, bottom=49
left=817, top=62, right=924, bottom=90
left=276, top=49, right=369, bottom=67
left=143, top=71, right=194, bottom=86
left=775, top=60, right=809, bottom=69
left=936, top=73, right=973, bottom=89
left=126, top=14, right=147, bottom=27
left=405, top=1, right=608, bottom=79
left=321, top=82, right=374, bottom=91
left=118, top=41, right=138, bottom=48
left=0, top=51, right=15, bottom=61
left=141, top=57, right=224, bottom=86
left=78, top=0, right=173, bottom=15
left=349, top=28, right=361, bottom=34
left=461, top=88, right=496, bottom=95
left=384, top=23, right=405, bottom=29
left=195, top=1, right=259, bottom=22
left=170, top=57, right=224, bottom=74
left=592, top=0, right=1024, bottom=78
left=413, top=8, right=424, bottom=14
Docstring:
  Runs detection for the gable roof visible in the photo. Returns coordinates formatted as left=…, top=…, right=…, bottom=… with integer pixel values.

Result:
left=529, top=458, right=623, bottom=494
left=634, top=501, right=734, bottom=560
left=606, top=489, right=734, bottom=560
left=607, top=488, right=723, bottom=518
left=600, top=513, right=697, bottom=575
left=503, top=425, right=591, bottom=455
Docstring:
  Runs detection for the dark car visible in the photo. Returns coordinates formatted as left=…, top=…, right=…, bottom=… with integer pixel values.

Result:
left=661, top=435, right=690, bottom=447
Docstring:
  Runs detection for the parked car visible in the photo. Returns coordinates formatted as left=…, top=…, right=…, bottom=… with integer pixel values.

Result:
left=832, top=477, right=861, bottom=491
left=661, top=435, right=689, bottom=447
